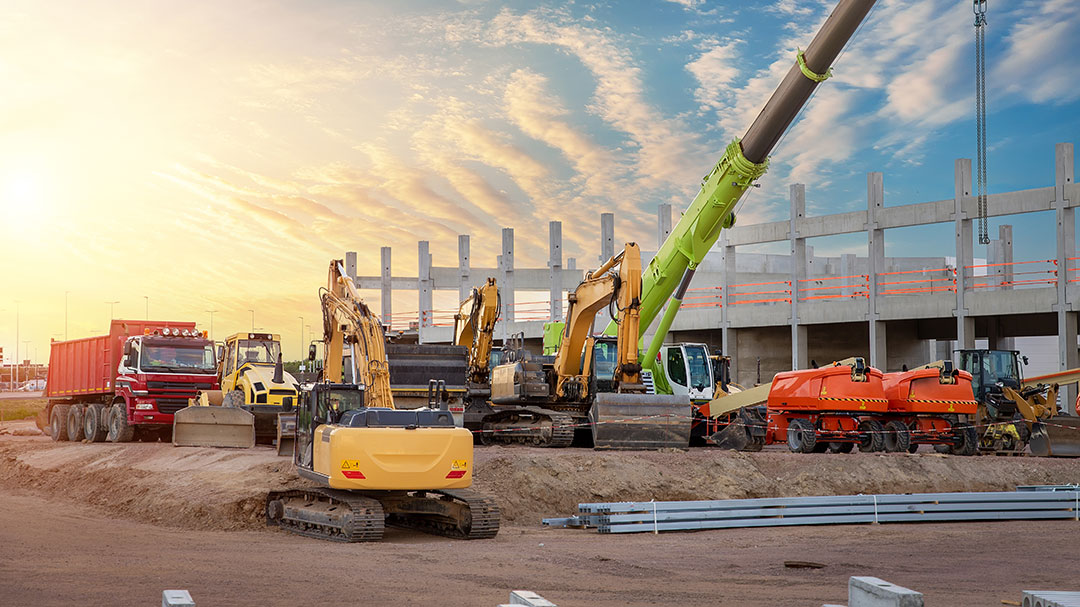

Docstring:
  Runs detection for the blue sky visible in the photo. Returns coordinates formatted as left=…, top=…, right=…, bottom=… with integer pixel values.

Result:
left=2, top=0, right=1079, bottom=358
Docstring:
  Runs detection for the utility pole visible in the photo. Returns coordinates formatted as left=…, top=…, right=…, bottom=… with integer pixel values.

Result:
left=205, top=310, right=217, bottom=341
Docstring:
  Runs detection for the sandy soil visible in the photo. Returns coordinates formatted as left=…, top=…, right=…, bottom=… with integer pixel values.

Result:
left=1, top=419, right=1079, bottom=605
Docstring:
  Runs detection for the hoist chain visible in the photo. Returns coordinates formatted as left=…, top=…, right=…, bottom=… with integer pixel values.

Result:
left=974, top=0, right=989, bottom=245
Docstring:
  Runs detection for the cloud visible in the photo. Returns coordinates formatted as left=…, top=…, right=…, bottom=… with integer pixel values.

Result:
left=686, top=40, right=742, bottom=114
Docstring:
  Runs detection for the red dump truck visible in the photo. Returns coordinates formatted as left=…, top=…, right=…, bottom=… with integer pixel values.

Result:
left=44, top=319, right=219, bottom=443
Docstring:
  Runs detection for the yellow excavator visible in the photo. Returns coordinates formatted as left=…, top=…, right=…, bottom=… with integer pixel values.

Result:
left=487, top=243, right=691, bottom=449
left=265, top=259, right=500, bottom=542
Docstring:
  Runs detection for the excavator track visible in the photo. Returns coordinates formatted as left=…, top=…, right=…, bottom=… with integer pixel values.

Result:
left=266, top=488, right=385, bottom=543
left=379, top=488, right=501, bottom=540
left=479, top=408, right=575, bottom=447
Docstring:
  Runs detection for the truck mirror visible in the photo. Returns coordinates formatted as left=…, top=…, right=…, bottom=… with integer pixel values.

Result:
left=1022, top=356, right=1029, bottom=366
left=123, top=341, right=133, bottom=357
left=308, top=344, right=317, bottom=362
left=216, top=345, right=224, bottom=361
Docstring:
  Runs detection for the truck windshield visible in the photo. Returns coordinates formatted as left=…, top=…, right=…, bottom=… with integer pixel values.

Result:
left=141, top=344, right=216, bottom=372
left=238, top=339, right=281, bottom=364
left=684, top=345, right=711, bottom=390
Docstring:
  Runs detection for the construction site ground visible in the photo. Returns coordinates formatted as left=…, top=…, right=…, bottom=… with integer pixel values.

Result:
left=2, top=415, right=1079, bottom=606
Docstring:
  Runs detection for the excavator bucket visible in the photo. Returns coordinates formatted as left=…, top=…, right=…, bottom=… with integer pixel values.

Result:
left=1028, top=418, right=1080, bottom=458
left=589, top=393, right=691, bottom=450
left=276, top=413, right=296, bottom=457
left=172, top=391, right=256, bottom=448
left=708, top=407, right=768, bottom=451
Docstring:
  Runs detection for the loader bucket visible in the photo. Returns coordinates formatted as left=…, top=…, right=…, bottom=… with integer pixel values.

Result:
left=589, top=392, right=691, bottom=450
left=276, top=413, right=297, bottom=457
left=1028, top=418, right=1080, bottom=458
left=172, top=406, right=255, bottom=448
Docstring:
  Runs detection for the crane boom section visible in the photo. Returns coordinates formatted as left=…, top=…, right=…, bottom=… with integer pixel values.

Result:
left=322, top=260, right=394, bottom=408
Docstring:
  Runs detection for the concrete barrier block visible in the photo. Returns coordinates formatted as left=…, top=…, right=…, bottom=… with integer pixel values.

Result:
left=162, top=590, right=195, bottom=607
left=509, top=590, right=557, bottom=607
left=1023, top=590, right=1080, bottom=607
left=849, top=577, right=922, bottom=607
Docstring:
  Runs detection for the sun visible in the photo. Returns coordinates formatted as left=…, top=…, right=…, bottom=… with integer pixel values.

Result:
left=1, top=168, right=48, bottom=223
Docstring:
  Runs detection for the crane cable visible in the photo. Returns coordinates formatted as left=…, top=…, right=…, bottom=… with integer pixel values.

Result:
left=974, top=0, right=990, bottom=245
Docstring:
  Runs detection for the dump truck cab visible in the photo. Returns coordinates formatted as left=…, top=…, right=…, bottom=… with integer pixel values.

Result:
left=219, top=332, right=300, bottom=440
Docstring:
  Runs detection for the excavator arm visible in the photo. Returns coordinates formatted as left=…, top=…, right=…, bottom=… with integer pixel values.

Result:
left=454, top=278, right=500, bottom=386
left=321, top=259, right=394, bottom=408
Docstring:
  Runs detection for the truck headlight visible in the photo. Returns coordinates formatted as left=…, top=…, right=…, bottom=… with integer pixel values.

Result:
left=135, top=403, right=154, bottom=410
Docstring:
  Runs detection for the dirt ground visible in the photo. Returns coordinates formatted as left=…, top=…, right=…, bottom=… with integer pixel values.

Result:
left=2, top=418, right=1080, bottom=605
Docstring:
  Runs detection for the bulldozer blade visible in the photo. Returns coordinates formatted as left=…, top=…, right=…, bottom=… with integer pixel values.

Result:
left=172, top=406, right=255, bottom=449
left=1029, top=418, right=1080, bottom=458
left=589, top=392, right=691, bottom=450
left=276, top=413, right=297, bottom=457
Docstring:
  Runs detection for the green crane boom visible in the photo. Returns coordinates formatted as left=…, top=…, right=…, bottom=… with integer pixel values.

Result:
left=603, top=0, right=876, bottom=374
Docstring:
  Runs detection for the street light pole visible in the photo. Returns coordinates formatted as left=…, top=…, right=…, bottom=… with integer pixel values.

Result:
left=144, top=295, right=149, bottom=320
left=298, top=316, right=304, bottom=359
left=22, top=340, right=30, bottom=387
left=205, top=310, right=218, bottom=341
left=14, top=301, right=19, bottom=390
left=65, top=291, right=69, bottom=340
left=105, top=301, right=119, bottom=322
left=248, top=309, right=255, bottom=332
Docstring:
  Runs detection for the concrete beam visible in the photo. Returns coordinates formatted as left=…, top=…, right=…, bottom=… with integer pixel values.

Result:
left=848, top=576, right=923, bottom=607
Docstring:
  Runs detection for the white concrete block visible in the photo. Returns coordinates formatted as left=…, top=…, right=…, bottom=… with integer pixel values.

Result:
left=1023, top=590, right=1080, bottom=607
left=162, top=590, right=195, bottom=607
left=849, top=577, right=922, bottom=607
left=510, top=590, right=557, bottom=607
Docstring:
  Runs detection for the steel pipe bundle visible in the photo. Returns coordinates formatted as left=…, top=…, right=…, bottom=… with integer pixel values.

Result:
left=546, top=490, right=1080, bottom=535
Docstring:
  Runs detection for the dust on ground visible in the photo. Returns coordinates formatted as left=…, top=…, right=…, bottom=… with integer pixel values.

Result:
left=3, top=419, right=1079, bottom=532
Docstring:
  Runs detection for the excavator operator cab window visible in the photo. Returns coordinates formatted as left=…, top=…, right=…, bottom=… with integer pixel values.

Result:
left=592, top=340, right=618, bottom=381
left=666, top=348, right=687, bottom=387
left=684, top=346, right=711, bottom=392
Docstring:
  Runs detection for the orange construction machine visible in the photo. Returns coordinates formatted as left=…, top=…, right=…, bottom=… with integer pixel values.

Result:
left=766, top=358, right=889, bottom=454
left=879, top=363, right=979, bottom=455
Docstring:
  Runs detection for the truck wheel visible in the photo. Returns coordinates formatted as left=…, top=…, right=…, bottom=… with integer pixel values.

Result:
left=107, top=404, right=135, bottom=443
left=49, top=405, right=70, bottom=442
left=222, top=390, right=245, bottom=408
left=882, top=421, right=910, bottom=453
left=66, top=405, right=85, bottom=442
left=84, top=404, right=108, bottom=443
left=857, top=419, right=885, bottom=453
left=786, top=418, right=817, bottom=453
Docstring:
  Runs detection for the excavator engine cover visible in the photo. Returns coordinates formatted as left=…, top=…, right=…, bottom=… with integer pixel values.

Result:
left=589, top=392, right=691, bottom=450
left=1028, top=418, right=1080, bottom=458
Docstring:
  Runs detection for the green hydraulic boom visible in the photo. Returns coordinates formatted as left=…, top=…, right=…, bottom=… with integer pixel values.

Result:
left=604, top=0, right=876, bottom=384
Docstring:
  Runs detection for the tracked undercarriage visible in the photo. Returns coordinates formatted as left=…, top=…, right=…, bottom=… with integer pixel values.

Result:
left=477, top=407, right=576, bottom=447
left=266, top=487, right=500, bottom=542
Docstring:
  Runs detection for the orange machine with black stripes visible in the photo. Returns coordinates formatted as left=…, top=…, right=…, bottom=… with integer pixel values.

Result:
left=765, top=358, right=889, bottom=454
left=880, top=363, right=979, bottom=455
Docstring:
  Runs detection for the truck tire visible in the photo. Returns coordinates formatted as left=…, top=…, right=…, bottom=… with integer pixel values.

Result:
left=857, top=419, right=885, bottom=453
left=222, top=390, right=245, bottom=408
left=786, top=418, right=817, bottom=453
left=882, top=420, right=910, bottom=453
left=107, top=403, right=135, bottom=443
left=49, top=405, right=70, bottom=442
left=84, top=404, right=108, bottom=443
left=66, top=405, right=85, bottom=442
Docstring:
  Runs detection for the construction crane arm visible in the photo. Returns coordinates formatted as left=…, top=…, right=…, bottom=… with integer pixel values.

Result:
left=599, top=0, right=876, bottom=364
left=454, top=278, right=500, bottom=385
left=320, top=260, right=394, bottom=408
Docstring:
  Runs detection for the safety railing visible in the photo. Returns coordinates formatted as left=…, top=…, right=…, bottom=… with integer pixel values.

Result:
left=1069, top=257, right=1079, bottom=283
left=681, top=286, right=724, bottom=310
left=727, top=280, right=793, bottom=305
left=877, top=267, right=957, bottom=296
left=963, top=259, right=1058, bottom=291
left=797, top=274, right=869, bottom=301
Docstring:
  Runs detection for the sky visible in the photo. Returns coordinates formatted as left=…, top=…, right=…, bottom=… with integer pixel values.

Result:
left=1, top=0, right=1078, bottom=364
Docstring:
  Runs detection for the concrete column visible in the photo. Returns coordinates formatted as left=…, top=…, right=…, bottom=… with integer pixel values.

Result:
left=345, top=251, right=358, bottom=283
left=867, top=172, right=886, bottom=369
left=549, top=221, right=563, bottom=322
left=458, top=235, right=471, bottom=303
left=500, top=228, right=515, bottom=324
left=380, top=247, right=392, bottom=326
left=567, top=257, right=576, bottom=271
left=599, top=212, right=614, bottom=265
left=720, top=232, right=737, bottom=380
left=418, top=241, right=433, bottom=341
left=953, top=158, right=975, bottom=353
left=657, top=203, right=672, bottom=250
left=1054, top=143, right=1077, bottom=412
left=1000, top=224, right=1013, bottom=289
left=790, top=184, right=807, bottom=370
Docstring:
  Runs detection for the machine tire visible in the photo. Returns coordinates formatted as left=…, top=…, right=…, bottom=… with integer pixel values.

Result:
left=49, top=405, right=71, bottom=442
left=953, top=422, right=978, bottom=456
left=66, top=405, right=85, bottom=442
left=157, top=426, right=173, bottom=443
left=812, top=441, right=830, bottom=453
left=106, top=403, right=135, bottom=443
left=786, top=418, right=817, bottom=453
left=907, top=443, right=919, bottom=454
left=828, top=442, right=855, bottom=454
left=882, top=421, right=910, bottom=453
left=858, top=419, right=885, bottom=453
left=222, top=390, right=246, bottom=408
left=84, top=404, right=108, bottom=443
